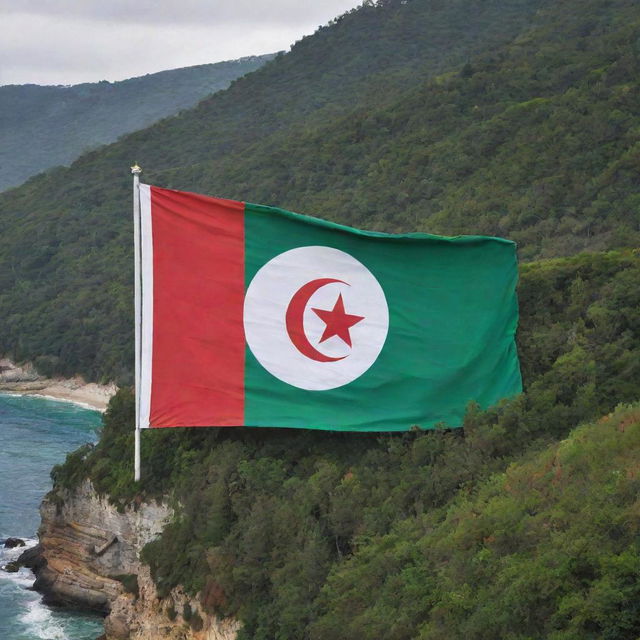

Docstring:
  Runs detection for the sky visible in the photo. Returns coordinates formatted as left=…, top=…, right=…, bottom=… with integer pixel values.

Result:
left=0, top=0, right=363, bottom=86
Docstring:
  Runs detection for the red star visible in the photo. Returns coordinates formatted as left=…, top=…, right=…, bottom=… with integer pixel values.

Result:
left=312, top=294, right=364, bottom=347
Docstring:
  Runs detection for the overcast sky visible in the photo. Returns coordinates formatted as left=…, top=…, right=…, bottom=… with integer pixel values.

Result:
left=1, top=0, right=363, bottom=86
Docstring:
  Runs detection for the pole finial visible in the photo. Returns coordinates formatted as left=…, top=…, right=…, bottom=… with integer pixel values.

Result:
left=131, top=163, right=142, bottom=175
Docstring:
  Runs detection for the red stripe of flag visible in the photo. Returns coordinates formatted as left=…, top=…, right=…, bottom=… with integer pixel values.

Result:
left=149, top=186, right=245, bottom=427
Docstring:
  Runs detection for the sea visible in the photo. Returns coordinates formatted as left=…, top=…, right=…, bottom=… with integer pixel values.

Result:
left=0, top=393, right=105, bottom=640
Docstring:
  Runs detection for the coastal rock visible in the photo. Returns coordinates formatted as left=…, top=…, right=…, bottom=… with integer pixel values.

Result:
left=0, top=359, right=39, bottom=383
left=32, top=479, right=171, bottom=613
left=17, top=543, right=45, bottom=571
left=3, top=537, right=26, bottom=548
left=32, top=479, right=240, bottom=639
left=104, top=612, right=131, bottom=639
left=105, top=565, right=242, bottom=640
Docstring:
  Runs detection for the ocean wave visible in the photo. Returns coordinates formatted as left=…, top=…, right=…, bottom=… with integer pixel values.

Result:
left=1, top=568, right=35, bottom=590
left=0, top=538, right=37, bottom=589
left=20, top=598, right=69, bottom=640
left=0, top=537, right=37, bottom=559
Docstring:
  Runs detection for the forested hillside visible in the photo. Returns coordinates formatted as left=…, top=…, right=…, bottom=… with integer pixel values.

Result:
left=0, top=0, right=639, bottom=384
left=0, top=55, right=274, bottom=191
left=53, top=249, right=640, bottom=639
left=9, top=1, right=640, bottom=637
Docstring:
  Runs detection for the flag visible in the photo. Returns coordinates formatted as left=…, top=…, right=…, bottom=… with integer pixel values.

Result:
left=138, top=184, right=521, bottom=431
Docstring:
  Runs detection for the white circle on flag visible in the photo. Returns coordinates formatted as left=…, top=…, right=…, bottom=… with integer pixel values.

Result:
left=244, top=246, right=389, bottom=390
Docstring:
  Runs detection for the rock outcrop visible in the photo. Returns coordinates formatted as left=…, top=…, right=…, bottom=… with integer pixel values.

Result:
left=28, top=479, right=169, bottom=612
left=24, top=479, right=240, bottom=640
left=105, top=566, right=241, bottom=640
left=0, top=359, right=39, bottom=383
left=3, top=537, right=26, bottom=548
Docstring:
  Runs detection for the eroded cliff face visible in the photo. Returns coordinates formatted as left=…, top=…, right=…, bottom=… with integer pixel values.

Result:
left=30, top=480, right=240, bottom=640
left=106, top=565, right=241, bottom=640
left=34, top=479, right=168, bottom=612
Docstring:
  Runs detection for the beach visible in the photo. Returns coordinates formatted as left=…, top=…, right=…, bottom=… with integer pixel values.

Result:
left=0, top=359, right=116, bottom=412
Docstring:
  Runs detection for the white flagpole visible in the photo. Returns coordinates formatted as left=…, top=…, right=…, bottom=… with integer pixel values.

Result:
left=131, top=163, right=142, bottom=482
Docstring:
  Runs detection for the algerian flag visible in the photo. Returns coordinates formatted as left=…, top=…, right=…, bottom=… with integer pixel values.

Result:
left=138, top=184, right=521, bottom=432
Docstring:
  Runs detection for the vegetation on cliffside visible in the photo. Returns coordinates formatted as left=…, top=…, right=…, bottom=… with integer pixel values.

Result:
left=51, top=249, right=640, bottom=639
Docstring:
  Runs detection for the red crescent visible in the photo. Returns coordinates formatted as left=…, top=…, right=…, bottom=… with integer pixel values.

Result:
left=286, top=278, right=347, bottom=362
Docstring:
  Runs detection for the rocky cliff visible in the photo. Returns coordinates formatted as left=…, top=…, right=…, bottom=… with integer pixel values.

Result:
left=22, top=480, right=240, bottom=640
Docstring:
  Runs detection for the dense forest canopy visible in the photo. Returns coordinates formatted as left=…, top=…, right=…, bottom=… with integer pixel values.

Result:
left=1, top=0, right=638, bottom=383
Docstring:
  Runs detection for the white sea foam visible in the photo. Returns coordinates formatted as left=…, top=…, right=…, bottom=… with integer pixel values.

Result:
left=0, top=538, right=88, bottom=640
left=20, top=598, right=69, bottom=640
left=0, top=539, right=66, bottom=639
left=0, top=538, right=38, bottom=588
left=0, top=537, right=37, bottom=562
left=1, top=568, right=35, bottom=591
left=0, top=562, right=34, bottom=587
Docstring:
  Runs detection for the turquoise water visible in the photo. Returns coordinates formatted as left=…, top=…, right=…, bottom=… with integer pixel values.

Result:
left=0, top=393, right=105, bottom=640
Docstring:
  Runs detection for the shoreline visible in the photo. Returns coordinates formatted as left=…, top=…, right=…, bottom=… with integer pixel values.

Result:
left=0, top=389, right=111, bottom=413
left=0, top=359, right=117, bottom=413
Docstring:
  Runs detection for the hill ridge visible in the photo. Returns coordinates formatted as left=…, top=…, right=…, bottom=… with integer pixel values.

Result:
left=0, top=53, right=276, bottom=191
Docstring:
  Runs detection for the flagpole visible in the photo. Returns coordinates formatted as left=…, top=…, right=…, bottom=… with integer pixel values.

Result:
left=131, top=163, right=142, bottom=482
